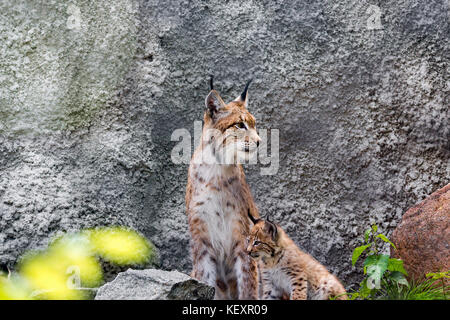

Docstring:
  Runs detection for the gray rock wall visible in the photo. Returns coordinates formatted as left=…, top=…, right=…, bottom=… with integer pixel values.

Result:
left=0, top=0, right=448, bottom=288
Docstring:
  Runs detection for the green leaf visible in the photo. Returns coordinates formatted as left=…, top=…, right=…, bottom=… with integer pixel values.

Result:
left=359, top=278, right=373, bottom=299
left=376, top=234, right=397, bottom=250
left=363, top=254, right=378, bottom=267
left=371, top=224, right=378, bottom=233
left=426, top=271, right=450, bottom=280
left=364, top=228, right=371, bottom=243
left=389, top=271, right=409, bottom=286
left=364, top=254, right=389, bottom=286
left=387, top=258, right=408, bottom=276
left=348, top=292, right=359, bottom=300
left=352, top=244, right=371, bottom=266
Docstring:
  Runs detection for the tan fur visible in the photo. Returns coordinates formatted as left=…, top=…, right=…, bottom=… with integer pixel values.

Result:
left=186, top=83, right=261, bottom=299
left=247, top=217, right=348, bottom=300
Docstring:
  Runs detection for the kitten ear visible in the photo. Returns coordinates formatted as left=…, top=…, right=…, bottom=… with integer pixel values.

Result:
left=233, top=79, right=253, bottom=108
left=265, top=220, right=278, bottom=241
left=248, top=209, right=259, bottom=225
left=205, top=90, right=226, bottom=120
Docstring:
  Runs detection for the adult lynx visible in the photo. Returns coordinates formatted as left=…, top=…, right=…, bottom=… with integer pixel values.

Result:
left=185, top=78, right=261, bottom=299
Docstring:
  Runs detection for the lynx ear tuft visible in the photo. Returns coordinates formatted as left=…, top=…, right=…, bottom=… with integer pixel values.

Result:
left=209, top=75, right=214, bottom=91
left=240, top=78, right=253, bottom=102
left=234, top=79, right=253, bottom=107
left=205, top=90, right=226, bottom=120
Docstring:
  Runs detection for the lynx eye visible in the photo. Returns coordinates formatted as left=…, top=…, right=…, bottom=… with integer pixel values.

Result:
left=253, top=240, right=261, bottom=246
left=235, top=122, right=247, bottom=130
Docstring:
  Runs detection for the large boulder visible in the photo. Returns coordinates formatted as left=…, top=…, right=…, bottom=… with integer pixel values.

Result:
left=391, top=184, right=449, bottom=282
left=95, top=269, right=214, bottom=300
left=0, top=0, right=448, bottom=287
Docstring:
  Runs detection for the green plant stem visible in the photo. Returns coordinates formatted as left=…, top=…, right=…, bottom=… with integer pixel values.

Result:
left=442, top=279, right=447, bottom=300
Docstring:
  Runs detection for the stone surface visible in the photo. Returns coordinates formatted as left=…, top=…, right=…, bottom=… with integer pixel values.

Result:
left=391, top=184, right=450, bottom=282
left=0, top=0, right=449, bottom=288
left=167, top=279, right=215, bottom=300
left=94, top=268, right=213, bottom=300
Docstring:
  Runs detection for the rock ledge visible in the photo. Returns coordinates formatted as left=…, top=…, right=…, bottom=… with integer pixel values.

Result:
left=95, top=269, right=214, bottom=300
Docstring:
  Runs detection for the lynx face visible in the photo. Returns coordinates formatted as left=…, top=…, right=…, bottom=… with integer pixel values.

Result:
left=203, top=80, right=261, bottom=164
left=246, top=215, right=279, bottom=260
left=245, top=213, right=348, bottom=300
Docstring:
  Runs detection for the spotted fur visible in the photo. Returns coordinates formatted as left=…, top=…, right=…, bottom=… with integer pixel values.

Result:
left=246, top=214, right=348, bottom=300
left=186, top=79, right=261, bottom=299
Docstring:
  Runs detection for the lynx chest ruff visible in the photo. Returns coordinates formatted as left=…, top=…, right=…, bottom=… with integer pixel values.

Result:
left=189, top=164, right=245, bottom=255
left=262, top=266, right=293, bottom=295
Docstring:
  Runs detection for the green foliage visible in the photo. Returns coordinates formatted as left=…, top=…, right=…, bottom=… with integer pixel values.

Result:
left=376, top=234, right=396, bottom=250
left=388, top=271, right=409, bottom=287
left=426, top=271, right=450, bottom=281
left=387, top=258, right=407, bottom=275
left=0, top=226, right=154, bottom=300
left=349, top=224, right=449, bottom=300
left=352, top=244, right=371, bottom=266
left=378, top=276, right=450, bottom=300
left=364, top=254, right=390, bottom=283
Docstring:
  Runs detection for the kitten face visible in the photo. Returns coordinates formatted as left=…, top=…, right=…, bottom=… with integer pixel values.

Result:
left=246, top=217, right=279, bottom=260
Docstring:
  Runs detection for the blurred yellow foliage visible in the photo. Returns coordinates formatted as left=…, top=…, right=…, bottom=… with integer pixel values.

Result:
left=86, top=227, right=153, bottom=265
left=48, top=234, right=103, bottom=287
left=0, top=226, right=153, bottom=300
left=20, top=252, right=84, bottom=300
left=0, top=274, right=32, bottom=300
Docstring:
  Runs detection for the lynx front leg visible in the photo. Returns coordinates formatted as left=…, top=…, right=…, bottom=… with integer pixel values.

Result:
left=262, top=282, right=284, bottom=300
left=261, top=275, right=272, bottom=300
left=261, top=271, right=285, bottom=300
left=234, top=251, right=258, bottom=299
left=191, top=237, right=217, bottom=289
